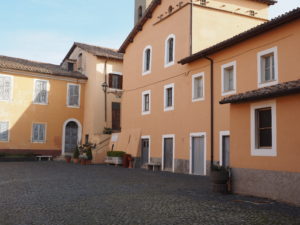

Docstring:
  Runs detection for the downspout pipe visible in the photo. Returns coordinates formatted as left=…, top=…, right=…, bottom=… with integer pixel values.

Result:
left=104, top=57, right=108, bottom=124
left=204, top=56, right=214, bottom=170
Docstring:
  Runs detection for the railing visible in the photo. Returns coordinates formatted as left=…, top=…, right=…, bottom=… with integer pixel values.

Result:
left=93, top=137, right=111, bottom=153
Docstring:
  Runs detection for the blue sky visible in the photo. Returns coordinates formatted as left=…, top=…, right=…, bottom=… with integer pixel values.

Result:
left=0, top=0, right=299, bottom=64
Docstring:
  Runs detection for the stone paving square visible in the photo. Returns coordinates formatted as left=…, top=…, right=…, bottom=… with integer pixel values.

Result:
left=0, top=162, right=299, bottom=225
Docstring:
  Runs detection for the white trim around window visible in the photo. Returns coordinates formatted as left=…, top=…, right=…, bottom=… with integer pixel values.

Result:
left=67, top=83, right=81, bottom=108
left=162, top=134, right=175, bottom=172
left=0, top=121, right=10, bottom=142
left=141, top=135, right=151, bottom=164
left=142, top=45, right=152, bottom=76
left=31, top=122, right=47, bottom=144
left=219, top=131, right=230, bottom=166
left=189, top=132, right=207, bottom=175
left=164, top=34, right=176, bottom=68
left=164, top=83, right=175, bottom=112
left=221, top=61, right=237, bottom=96
left=257, top=47, right=278, bottom=88
left=192, top=72, right=205, bottom=102
left=0, top=74, right=13, bottom=102
left=33, top=79, right=49, bottom=105
left=250, top=101, right=277, bottom=157
left=141, top=90, right=151, bottom=115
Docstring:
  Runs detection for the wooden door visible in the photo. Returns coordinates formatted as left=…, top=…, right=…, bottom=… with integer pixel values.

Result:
left=65, top=122, right=78, bottom=154
left=163, top=138, right=173, bottom=171
left=141, top=139, right=149, bottom=166
left=112, top=102, right=121, bottom=131
left=222, top=136, right=230, bottom=168
left=192, top=136, right=205, bottom=175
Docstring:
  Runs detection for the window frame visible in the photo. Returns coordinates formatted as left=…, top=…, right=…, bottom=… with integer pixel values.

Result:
left=251, top=101, right=277, bottom=157
left=257, top=47, right=278, bottom=88
left=192, top=72, right=205, bottom=102
left=0, top=74, right=13, bottom=102
left=109, top=72, right=123, bottom=90
left=33, top=79, right=49, bottom=105
left=164, top=34, right=176, bottom=68
left=164, top=83, right=175, bottom=112
left=142, top=45, right=152, bottom=76
left=142, top=90, right=151, bottom=115
left=67, top=83, right=81, bottom=108
left=221, top=61, right=237, bottom=96
left=31, top=123, right=47, bottom=144
left=0, top=121, right=9, bottom=142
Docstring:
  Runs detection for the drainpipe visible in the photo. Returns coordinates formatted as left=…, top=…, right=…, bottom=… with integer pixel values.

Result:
left=104, top=57, right=108, bottom=124
left=190, top=0, right=193, bottom=55
left=204, top=56, right=214, bottom=170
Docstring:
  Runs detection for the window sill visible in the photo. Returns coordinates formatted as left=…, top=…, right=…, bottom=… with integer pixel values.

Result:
left=192, top=97, right=205, bottom=102
left=251, top=148, right=277, bottom=157
left=221, top=90, right=236, bottom=97
left=32, top=141, right=46, bottom=144
left=258, top=80, right=278, bottom=88
left=142, top=70, right=151, bottom=76
left=33, top=102, right=48, bottom=105
left=164, top=61, right=175, bottom=68
left=164, top=106, right=174, bottom=112
left=0, top=140, right=9, bottom=143
left=67, top=105, right=80, bottom=109
left=142, top=111, right=151, bottom=115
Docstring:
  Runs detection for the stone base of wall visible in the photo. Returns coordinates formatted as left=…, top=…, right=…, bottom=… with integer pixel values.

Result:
left=232, top=167, right=300, bottom=206
left=174, top=159, right=189, bottom=174
left=0, top=149, right=61, bottom=157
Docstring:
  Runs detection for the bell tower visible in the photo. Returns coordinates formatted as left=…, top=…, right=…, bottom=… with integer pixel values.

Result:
left=134, top=0, right=152, bottom=25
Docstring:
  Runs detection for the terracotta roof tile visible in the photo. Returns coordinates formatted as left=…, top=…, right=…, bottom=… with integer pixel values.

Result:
left=220, top=79, right=300, bottom=104
left=0, top=55, right=87, bottom=80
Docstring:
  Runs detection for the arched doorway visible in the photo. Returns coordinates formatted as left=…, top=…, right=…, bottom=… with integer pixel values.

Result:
left=62, top=119, right=82, bottom=155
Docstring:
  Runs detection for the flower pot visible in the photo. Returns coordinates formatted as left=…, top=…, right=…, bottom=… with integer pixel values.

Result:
left=73, top=158, right=79, bottom=164
left=80, top=159, right=87, bottom=165
left=211, top=170, right=229, bottom=184
left=65, top=156, right=71, bottom=163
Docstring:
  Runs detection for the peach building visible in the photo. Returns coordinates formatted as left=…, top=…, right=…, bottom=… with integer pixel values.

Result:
left=0, top=56, right=87, bottom=156
left=0, top=42, right=123, bottom=159
left=115, top=0, right=299, bottom=204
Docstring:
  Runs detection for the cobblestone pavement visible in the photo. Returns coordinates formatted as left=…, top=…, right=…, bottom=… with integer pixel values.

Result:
left=0, top=162, right=299, bottom=225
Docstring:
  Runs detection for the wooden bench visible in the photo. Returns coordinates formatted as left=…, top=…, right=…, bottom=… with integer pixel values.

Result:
left=36, top=155, right=53, bottom=161
left=146, top=162, right=161, bottom=171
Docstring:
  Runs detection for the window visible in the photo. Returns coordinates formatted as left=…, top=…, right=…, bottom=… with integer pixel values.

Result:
left=142, top=46, right=152, bottom=75
left=32, top=123, right=46, bottom=143
left=0, top=121, right=9, bottom=142
left=142, top=90, right=151, bottom=115
left=165, top=34, right=175, bottom=67
left=222, top=61, right=236, bottom=96
left=200, top=0, right=207, bottom=6
left=67, top=84, right=80, bottom=107
left=77, top=53, right=83, bottom=71
left=138, top=6, right=143, bottom=20
left=109, top=73, right=123, bottom=89
left=0, top=75, right=12, bottom=101
left=192, top=73, right=204, bottom=101
left=68, top=62, right=74, bottom=71
left=258, top=47, right=278, bottom=88
left=164, top=83, right=174, bottom=111
left=251, top=101, right=276, bottom=156
left=33, top=79, right=48, bottom=104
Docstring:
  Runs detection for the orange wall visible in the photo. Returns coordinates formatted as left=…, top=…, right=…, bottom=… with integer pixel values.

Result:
left=230, top=95, right=300, bottom=173
left=0, top=71, right=85, bottom=152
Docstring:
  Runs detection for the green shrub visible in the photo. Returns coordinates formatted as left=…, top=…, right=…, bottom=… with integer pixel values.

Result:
left=73, top=146, right=80, bottom=159
left=107, top=151, right=125, bottom=157
left=86, top=146, right=93, bottom=160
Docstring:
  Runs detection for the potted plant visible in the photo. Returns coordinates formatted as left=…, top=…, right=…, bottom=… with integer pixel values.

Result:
left=103, top=127, right=113, bottom=134
left=65, top=154, right=72, bottom=163
left=73, top=146, right=80, bottom=164
left=105, top=151, right=125, bottom=166
left=86, top=145, right=93, bottom=164
left=210, top=162, right=230, bottom=193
